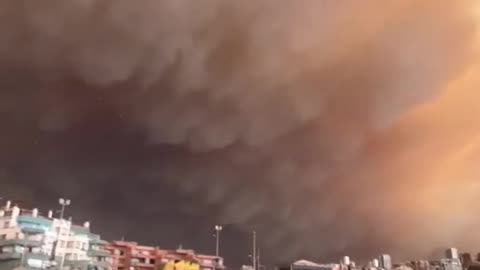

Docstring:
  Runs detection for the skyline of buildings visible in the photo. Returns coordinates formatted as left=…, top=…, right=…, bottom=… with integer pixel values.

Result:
left=0, top=201, right=112, bottom=270
left=276, top=248, right=480, bottom=270
left=1, top=197, right=480, bottom=270
left=0, top=199, right=224, bottom=270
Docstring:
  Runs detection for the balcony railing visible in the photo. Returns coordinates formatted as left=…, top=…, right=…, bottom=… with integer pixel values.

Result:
left=0, top=239, right=43, bottom=247
left=87, top=249, right=112, bottom=258
left=0, top=252, right=49, bottom=261
left=0, top=252, right=22, bottom=260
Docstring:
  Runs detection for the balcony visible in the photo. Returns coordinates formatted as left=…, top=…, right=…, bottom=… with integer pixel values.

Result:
left=64, top=259, right=110, bottom=270
left=88, top=249, right=112, bottom=258
left=64, top=259, right=90, bottom=268
left=21, top=226, right=46, bottom=235
left=91, top=260, right=110, bottom=269
left=89, top=238, right=109, bottom=246
left=132, top=262, right=156, bottom=269
left=17, top=215, right=52, bottom=227
left=0, top=239, right=43, bottom=247
left=0, top=252, right=22, bottom=260
left=25, top=253, right=50, bottom=261
left=0, top=252, right=48, bottom=261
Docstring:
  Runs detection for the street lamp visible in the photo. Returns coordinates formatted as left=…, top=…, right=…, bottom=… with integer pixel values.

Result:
left=58, top=198, right=71, bottom=220
left=252, top=230, right=256, bottom=270
left=214, top=225, right=222, bottom=257
left=248, top=248, right=264, bottom=270
left=57, top=198, right=71, bottom=270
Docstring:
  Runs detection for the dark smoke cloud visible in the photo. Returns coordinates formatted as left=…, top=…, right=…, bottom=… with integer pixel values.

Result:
left=1, top=0, right=479, bottom=265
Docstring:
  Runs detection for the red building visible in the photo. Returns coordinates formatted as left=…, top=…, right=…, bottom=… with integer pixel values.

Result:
left=105, top=241, right=225, bottom=270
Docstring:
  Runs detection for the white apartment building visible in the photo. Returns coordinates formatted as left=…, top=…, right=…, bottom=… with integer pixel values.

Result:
left=0, top=201, right=111, bottom=270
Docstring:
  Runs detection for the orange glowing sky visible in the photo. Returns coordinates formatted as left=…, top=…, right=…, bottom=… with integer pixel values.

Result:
left=378, top=9, right=480, bottom=251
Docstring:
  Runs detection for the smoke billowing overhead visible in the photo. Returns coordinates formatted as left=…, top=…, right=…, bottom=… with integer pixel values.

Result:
left=1, top=0, right=480, bottom=264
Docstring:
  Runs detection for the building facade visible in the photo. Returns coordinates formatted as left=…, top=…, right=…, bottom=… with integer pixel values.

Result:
left=276, top=259, right=340, bottom=270
left=106, top=241, right=224, bottom=270
left=379, top=255, right=392, bottom=270
left=440, top=259, right=462, bottom=270
left=447, top=249, right=459, bottom=260
left=0, top=201, right=111, bottom=270
left=0, top=204, right=54, bottom=270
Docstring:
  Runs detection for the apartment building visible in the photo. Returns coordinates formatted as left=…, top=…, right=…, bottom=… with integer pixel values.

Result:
left=0, top=200, right=111, bottom=270
left=106, top=241, right=224, bottom=270
left=0, top=203, right=53, bottom=270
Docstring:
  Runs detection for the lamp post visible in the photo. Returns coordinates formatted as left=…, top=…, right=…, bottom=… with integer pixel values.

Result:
left=252, top=230, right=256, bottom=270
left=57, top=198, right=71, bottom=270
left=214, top=225, right=222, bottom=257
left=58, top=198, right=70, bottom=220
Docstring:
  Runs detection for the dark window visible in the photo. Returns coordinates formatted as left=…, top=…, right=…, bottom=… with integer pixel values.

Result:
left=0, top=234, right=6, bottom=240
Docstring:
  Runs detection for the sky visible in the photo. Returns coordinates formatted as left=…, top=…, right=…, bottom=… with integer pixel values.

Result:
left=1, top=0, right=480, bottom=267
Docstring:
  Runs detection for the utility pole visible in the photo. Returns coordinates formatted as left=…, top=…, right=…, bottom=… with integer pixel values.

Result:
left=252, top=230, right=257, bottom=270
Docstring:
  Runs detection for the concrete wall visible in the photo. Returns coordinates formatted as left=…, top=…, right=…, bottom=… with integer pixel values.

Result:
left=0, top=216, right=20, bottom=240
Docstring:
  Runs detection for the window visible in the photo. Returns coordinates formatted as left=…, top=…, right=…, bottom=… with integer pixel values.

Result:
left=0, top=234, right=6, bottom=240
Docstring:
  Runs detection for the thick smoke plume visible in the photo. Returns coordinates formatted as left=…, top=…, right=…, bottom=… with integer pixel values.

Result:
left=1, top=0, right=480, bottom=264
